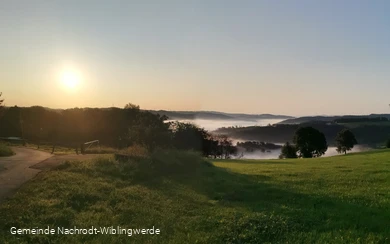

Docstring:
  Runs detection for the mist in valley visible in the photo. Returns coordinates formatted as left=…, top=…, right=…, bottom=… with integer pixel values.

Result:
left=166, top=118, right=284, bottom=132
left=233, top=145, right=372, bottom=160
left=167, top=118, right=372, bottom=160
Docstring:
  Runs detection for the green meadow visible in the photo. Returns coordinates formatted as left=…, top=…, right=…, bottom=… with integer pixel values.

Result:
left=0, top=149, right=389, bottom=243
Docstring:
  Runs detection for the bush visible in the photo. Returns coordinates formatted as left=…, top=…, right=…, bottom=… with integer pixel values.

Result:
left=116, top=147, right=211, bottom=180
left=0, top=143, right=14, bottom=157
left=118, top=145, right=149, bottom=158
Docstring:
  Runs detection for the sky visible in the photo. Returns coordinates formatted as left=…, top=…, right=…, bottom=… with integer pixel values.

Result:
left=0, top=0, right=390, bottom=116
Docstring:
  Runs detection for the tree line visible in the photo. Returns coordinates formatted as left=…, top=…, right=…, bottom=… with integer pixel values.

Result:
left=334, top=117, right=389, bottom=123
left=279, top=127, right=358, bottom=159
left=0, top=101, right=237, bottom=158
left=215, top=122, right=390, bottom=146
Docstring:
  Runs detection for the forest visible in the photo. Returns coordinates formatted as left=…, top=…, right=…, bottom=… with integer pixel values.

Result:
left=0, top=105, right=237, bottom=159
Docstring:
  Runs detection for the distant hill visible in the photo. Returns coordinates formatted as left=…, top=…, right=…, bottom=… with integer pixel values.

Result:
left=147, top=110, right=294, bottom=121
left=2, top=106, right=293, bottom=121
left=278, top=114, right=390, bottom=124
left=214, top=121, right=390, bottom=146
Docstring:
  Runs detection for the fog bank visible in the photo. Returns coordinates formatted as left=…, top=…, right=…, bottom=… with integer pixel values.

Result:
left=235, top=145, right=372, bottom=160
left=166, top=118, right=284, bottom=131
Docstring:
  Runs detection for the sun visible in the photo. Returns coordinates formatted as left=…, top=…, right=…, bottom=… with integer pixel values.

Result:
left=60, top=70, right=81, bottom=89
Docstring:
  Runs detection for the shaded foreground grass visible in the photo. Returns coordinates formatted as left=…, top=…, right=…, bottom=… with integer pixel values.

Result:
left=0, top=150, right=389, bottom=243
left=0, top=143, right=14, bottom=157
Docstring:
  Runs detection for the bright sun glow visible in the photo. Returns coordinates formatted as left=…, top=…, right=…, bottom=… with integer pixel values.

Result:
left=61, top=70, right=81, bottom=89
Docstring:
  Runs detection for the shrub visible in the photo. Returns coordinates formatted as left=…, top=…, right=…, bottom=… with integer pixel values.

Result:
left=0, top=143, right=14, bottom=157
left=119, top=145, right=149, bottom=158
left=116, top=147, right=211, bottom=180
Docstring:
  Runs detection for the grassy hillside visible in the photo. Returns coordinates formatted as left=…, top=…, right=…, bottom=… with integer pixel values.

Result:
left=1, top=150, right=389, bottom=243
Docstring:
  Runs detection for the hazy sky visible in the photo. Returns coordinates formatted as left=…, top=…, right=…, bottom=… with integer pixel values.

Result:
left=1, top=1, right=390, bottom=116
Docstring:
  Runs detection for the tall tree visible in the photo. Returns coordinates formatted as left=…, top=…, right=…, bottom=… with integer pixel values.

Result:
left=279, top=142, right=297, bottom=159
left=0, top=92, right=4, bottom=114
left=293, top=126, right=328, bottom=158
left=386, top=138, right=390, bottom=148
left=335, top=129, right=358, bottom=154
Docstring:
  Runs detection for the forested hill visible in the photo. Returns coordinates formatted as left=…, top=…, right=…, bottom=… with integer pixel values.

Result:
left=278, top=114, right=390, bottom=124
left=214, top=122, right=390, bottom=146
left=147, top=110, right=294, bottom=121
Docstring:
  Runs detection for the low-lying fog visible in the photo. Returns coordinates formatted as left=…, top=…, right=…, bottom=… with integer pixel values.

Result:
left=166, top=118, right=284, bottom=131
left=168, top=118, right=372, bottom=159
left=234, top=145, right=372, bottom=160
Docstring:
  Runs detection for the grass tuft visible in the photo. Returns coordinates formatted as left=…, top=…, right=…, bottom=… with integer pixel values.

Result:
left=0, top=143, right=14, bottom=157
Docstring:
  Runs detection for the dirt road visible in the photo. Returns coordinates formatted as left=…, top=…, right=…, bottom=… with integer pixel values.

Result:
left=0, top=148, right=104, bottom=202
left=0, top=147, right=52, bottom=202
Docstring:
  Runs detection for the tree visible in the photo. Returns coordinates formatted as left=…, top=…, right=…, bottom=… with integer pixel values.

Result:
left=214, top=135, right=237, bottom=159
left=279, top=142, right=297, bottom=159
left=293, top=126, right=328, bottom=158
left=335, top=129, right=358, bottom=154
left=124, top=103, right=140, bottom=110
left=0, top=92, right=3, bottom=107
left=127, top=111, right=171, bottom=150
left=385, top=138, right=390, bottom=148
left=169, top=122, right=237, bottom=158
left=170, top=122, right=209, bottom=153
left=0, top=92, right=4, bottom=116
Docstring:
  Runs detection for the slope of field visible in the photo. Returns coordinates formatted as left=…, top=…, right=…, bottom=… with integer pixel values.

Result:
left=0, top=150, right=389, bottom=243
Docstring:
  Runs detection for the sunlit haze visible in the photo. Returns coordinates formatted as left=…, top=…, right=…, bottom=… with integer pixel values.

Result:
left=60, top=69, right=81, bottom=90
left=1, top=1, right=390, bottom=116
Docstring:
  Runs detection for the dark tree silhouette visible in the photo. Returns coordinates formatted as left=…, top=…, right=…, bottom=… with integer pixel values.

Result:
left=335, top=129, right=358, bottom=154
left=0, top=92, right=4, bottom=116
left=124, top=103, right=140, bottom=110
left=293, top=126, right=328, bottom=158
left=386, top=139, right=390, bottom=148
left=169, top=121, right=236, bottom=158
left=279, top=142, right=297, bottom=159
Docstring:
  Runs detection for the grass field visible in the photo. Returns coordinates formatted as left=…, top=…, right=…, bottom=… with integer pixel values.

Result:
left=0, top=143, right=14, bottom=157
left=0, top=150, right=389, bottom=243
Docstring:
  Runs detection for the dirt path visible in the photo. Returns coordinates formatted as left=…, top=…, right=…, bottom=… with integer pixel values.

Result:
left=0, top=147, right=52, bottom=202
left=0, top=147, right=102, bottom=202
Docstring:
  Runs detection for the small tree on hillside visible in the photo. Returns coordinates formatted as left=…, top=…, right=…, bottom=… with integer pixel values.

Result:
left=0, top=92, right=4, bottom=114
left=279, top=142, right=297, bottom=159
left=0, top=92, right=5, bottom=122
left=293, top=126, right=328, bottom=158
left=0, top=92, right=3, bottom=107
left=335, top=129, right=358, bottom=154
left=124, top=103, right=140, bottom=110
